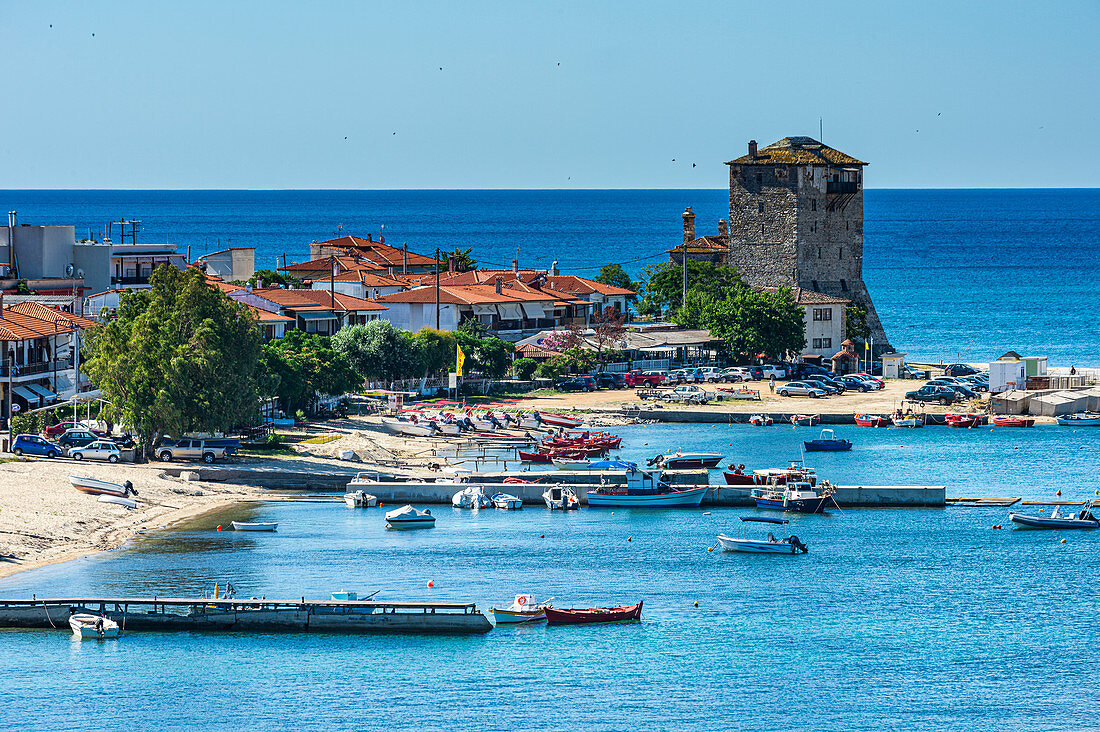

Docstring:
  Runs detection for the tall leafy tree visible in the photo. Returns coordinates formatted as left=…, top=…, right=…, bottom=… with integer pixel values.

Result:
left=261, top=330, right=360, bottom=413
left=413, top=327, right=457, bottom=376
left=440, top=247, right=478, bottom=272
left=454, top=331, right=515, bottom=379
left=331, top=321, right=423, bottom=382
left=594, top=263, right=640, bottom=301
left=83, top=266, right=266, bottom=453
left=639, top=260, right=741, bottom=315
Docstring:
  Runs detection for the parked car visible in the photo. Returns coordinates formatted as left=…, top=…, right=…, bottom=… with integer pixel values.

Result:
left=661, top=385, right=714, bottom=404
left=11, top=434, right=62, bottom=458
left=696, top=367, right=722, bottom=382
left=958, top=375, right=989, bottom=392
left=555, top=376, right=598, bottom=392
left=776, top=381, right=828, bottom=398
left=719, top=367, right=752, bottom=382
left=44, top=421, right=106, bottom=438
left=926, top=379, right=978, bottom=399
left=851, top=373, right=885, bottom=389
left=900, top=364, right=928, bottom=380
left=944, top=363, right=978, bottom=377
left=156, top=439, right=229, bottom=464
left=801, top=374, right=846, bottom=394
left=58, top=429, right=100, bottom=449
left=793, top=363, right=836, bottom=379
left=905, top=385, right=962, bottom=405
left=746, top=366, right=765, bottom=380
left=595, top=372, right=627, bottom=389
left=68, top=440, right=122, bottom=463
left=838, top=375, right=874, bottom=392
left=626, top=370, right=665, bottom=387
left=761, top=364, right=790, bottom=379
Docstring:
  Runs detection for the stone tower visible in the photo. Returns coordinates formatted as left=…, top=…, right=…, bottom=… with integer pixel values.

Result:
left=725, top=136, right=889, bottom=348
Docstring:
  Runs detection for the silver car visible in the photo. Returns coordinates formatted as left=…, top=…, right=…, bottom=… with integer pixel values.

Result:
left=777, top=381, right=828, bottom=398
left=156, top=439, right=228, bottom=464
left=68, top=440, right=122, bottom=463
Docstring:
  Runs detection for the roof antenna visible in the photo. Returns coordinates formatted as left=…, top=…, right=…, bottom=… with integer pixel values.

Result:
left=819, top=117, right=823, bottom=142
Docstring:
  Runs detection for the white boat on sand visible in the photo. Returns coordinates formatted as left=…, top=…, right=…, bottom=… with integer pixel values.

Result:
left=381, top=417, right=436, bottom=437
left=385, top=505, right=436, bottom=529
left=716, top=517, right=809, bottom=554
left=491, top=594, right=551, bottom=623
left=98, top=494, right=138, bottom=509
left=543, top=485, right=579, bottom=510
left=231, top=521, right=278, bottom=532
left=69, top=613, right=121, bottom=639
left=69, top=475, right=137, bottom=498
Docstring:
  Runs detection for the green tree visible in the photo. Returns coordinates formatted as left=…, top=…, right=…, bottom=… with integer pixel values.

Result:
left=639, top=260, right=741, bottom=315
left=83, top=266, right=266, bottom=454
left=846, top=302, right=870, bottom=341
left=455, top=331, right=515, bottom=379
left=440, top=247, right=478, bottom=272
left=594, top=264, right=640, bottom=301
left=413, top=327, right=457, bottom=376
left=681, top=285, right=805, bottom=360
left=240, top=269, right=302, bottom=289
left=332, top=321, right=423, bottom=382
left=512, top=357, right=538, bottom=380
left=261, top=330, right=360, bottom=413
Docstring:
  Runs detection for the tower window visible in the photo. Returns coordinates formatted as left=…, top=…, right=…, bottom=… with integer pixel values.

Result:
left=840, top=279, right=848, bottom=292
left=811, top=280, right=819, bottom=292
left=839, top=248, right=843, bottom=259
left=818, top=248, right=822, bottom=259
left=760, top=223, right=765, bottom=236
left=846, top=221, right=849, bottom=231
left=811, top=199, right=817, bottom=212
left=756, top=173, right=762, bottom=184
left=758, top=202, right=765, bottom=214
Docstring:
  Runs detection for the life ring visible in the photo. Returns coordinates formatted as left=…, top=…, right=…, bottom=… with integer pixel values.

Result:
left=516, top=595, right=528, bottom=607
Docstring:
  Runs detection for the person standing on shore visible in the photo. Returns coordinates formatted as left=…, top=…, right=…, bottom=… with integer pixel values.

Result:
left=769, top=376, right=776, bottom=394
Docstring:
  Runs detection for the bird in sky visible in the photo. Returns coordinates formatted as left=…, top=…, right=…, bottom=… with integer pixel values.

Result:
left=692, top=163, right=696, bottom=168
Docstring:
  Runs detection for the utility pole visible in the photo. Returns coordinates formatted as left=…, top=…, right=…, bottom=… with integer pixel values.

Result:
left=330, top=254, right=339, bottom=332
left=681, top=236, right=688, bottom=315
left=435, top=248, right=441, bottom=330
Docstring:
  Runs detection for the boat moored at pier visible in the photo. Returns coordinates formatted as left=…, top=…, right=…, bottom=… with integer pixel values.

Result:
left=1056, top=412, right=1100, bottom=426
left=802, top=429, right=852, bottom=452
left=586, top=469, right=708, bottom=508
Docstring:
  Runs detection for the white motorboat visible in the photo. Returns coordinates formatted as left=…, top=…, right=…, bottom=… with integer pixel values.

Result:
left=542, top=485, right=579, bottom=510
left=97, top=494, right=138, bottom=509
left=891, top=413, right=925, bottom=428
left=1009, top=502, right=1100, bottom=529
left=385, top=505, right=436, bottom=529
left=461, top=412, right=496, bottom=432
left=231, top=521, right=278, bottom=531
left=647, top=451, right=723, bottom=469
left=749, top=414, right=774, bottom=426
left=343, top=490, right=378, bottom=508
left=381, top=417, right=436, bottom=437
left=490, top=594, right=551, bottom=624
left=552, top=457, right=596, bottom=471
left=586, top=468, right=708, bottom=508
left=69, top=475, right=136, bottom=498
left=69, top=613, right=121, bottom=639
left=716, top=517, right=808, bottom=554
left=452, top=485, right=491, bottom=509
left=491, top=492, right=523, bottom=510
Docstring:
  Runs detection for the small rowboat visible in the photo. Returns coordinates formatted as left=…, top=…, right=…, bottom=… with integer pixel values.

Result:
left=491, top=492, right=523, bottom=510
left=381, top=417, right=435, bottom=437
left=539, top=413, right=583, bottom=428
left=945, top=413, right=987, bottom=428
left=748, top=414, right=773, bottom=426
left=69, top=475, right=136, bottom=498
left=1055, top=412, right=1100, bottom=426
left=647, top=452, right=723, bottom=469
left=891, top=413, right=925, bottom=428
left=69, top=613, right=121, bottom=639
left=716, top=517, right=809, bottom=554
left=790, top=414, right=819, bottom=426
left=991, top=416, right=1035, bottom=428
left=491, top=594, right=549, bottom=623
left=544, top=601, right=642, bottom=625
left=231, top=521, right=278, bottom=531
left=518, top=450, right=552, bottom=463
left=853, top=413, right=890, bottom=427
left=723, top=465, right=754, bottom=486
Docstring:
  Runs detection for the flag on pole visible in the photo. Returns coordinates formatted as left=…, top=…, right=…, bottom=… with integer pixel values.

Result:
left=456, top=345, right=466, bottom=377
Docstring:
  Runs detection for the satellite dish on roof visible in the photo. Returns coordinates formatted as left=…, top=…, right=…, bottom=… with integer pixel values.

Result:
left=66, top=264, right=74, bottom=277
left=76, top=269, right=84, bottom=279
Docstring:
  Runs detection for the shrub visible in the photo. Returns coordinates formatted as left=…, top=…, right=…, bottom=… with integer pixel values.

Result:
left=513, top=358, right=538, bottom=380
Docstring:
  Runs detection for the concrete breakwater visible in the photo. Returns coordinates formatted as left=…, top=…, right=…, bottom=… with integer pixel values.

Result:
left=0, top=597, right=493, bottom=634
left=596, top=408, right=963, bottom=425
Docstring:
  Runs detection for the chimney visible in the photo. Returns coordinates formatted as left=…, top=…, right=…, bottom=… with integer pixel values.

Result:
left=550, top=260, right=559, bottom=276
left=365, top=233, right=372, bottom=243
left=682, top=207, right=696, bottom=246
left=748, top=140, right=758, bottom=159
left=402, top=243, right=408, bottom=274
left=495, top=277, right=503, bottom=295
left=0, top=290, right=5, bottom=318
left=512, top=258, right=518, bottom=274
left=718, top=219, right=728, bottom=238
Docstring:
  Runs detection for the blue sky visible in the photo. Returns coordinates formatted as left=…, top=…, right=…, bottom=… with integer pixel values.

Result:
left=2, top=0, right=1097, bottom=189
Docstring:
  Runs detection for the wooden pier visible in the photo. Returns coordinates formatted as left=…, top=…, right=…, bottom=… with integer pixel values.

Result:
left=0, top=597, right=493, bottom=634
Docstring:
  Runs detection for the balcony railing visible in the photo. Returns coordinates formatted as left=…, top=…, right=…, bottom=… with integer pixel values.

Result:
left=827, top=181, right=858, bottom=194
left=111, top=276, right=150, bottom=286
left=0, top=360, right=71, bottom=377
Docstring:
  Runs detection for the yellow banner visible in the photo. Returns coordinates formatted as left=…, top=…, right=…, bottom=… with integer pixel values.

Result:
left=456, top=345, right=466, bottom=377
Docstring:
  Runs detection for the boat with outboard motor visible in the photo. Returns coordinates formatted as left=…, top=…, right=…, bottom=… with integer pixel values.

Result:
left=854, top=413, right=890, bottom=427
left=385, top=505, right=436, bottom=529
left=344, top=489, right=378, bottom=508
left=381, top=417, right=436, bottom=437
left=751, top=477, right=835, bottom=513
left=231, top=521, right=278, bottom=531
left=945, top=413, right=987, bottom=428
left=491, top=492, right=523, bottom=510
left=1056, top=412, right=1100, bottom=426
left=543, top=485, right=579, bottom=510
left=802, top=429, right=851, bottom=452
left=991, top=415, right=1035, bottom=428
left=1009, top=502, right=1100, bottom=529
left=491, top=594, right=551, bottom=623
left=69, top=613, right=121, bottom=639
left=891, top=411, right=926, bottom=428
left=646, top=451, right=723, bottom=469
left=716, top=516, right=809, bottom=554
left=452, top=485, right=491, bottom=509
left=749, top=414, right=773, bottom=426
left=790, top=414, right=820, bottom=426
left=723, top=464, right=755, bottom=485
left=69, top=475, right=137, bottom=498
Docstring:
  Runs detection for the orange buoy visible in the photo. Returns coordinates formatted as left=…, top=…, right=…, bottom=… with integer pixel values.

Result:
left=1057, top=489, right=1062, bottom=496
left=707, top=546, right=714, bottom=552
left=627, top=536, right=632, bottom=542
left=693, top=601, right=699, bottom=608
left=539, top=534, right=544, bottom=538
left=216, top=525, right=222, bottom=531
left=1060, top=538, right=1067, bottom=544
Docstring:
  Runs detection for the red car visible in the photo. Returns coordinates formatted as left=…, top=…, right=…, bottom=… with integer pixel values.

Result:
left=44, top=421, right=106, bottom=438
left=625, top=369, right=665, bottom=388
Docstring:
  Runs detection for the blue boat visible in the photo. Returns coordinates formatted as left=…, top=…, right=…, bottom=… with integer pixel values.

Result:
left=802, top=429, right=852, bottom=452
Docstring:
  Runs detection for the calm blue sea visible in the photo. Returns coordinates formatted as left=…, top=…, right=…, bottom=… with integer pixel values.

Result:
left=2, top=188, right=1098, bottom=365
left=3, top=423, right=1100, bottom=731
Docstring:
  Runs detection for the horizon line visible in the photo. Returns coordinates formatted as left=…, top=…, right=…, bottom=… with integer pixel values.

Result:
left=1, top=186, right=1098, bottom=193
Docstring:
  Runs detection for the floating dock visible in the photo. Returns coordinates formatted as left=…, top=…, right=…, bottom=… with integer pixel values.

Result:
left=0, top=597, right=493, bottom=634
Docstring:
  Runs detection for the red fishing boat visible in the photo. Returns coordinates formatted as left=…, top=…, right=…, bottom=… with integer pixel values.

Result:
left=991, top=415, right=1034, bottom=428
left=854, top=413, right=890, bottom=427
left=518, top=450, right=552, bottom=463
left=544, top=601, right=643, bottom=625
left=945, top=413, right=987, bottom=428
left=723, top=464, right=755, bottom=486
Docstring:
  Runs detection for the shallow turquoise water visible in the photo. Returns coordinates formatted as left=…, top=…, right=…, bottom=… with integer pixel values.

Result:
left=3, top=423, right=1099, bottom=730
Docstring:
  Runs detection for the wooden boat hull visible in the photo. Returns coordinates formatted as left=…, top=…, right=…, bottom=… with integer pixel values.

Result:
left=518, top=450, right=552, bottom=463
left=717, top=535, right=805, bottom=554
left=1009, top=513, right=1099, bottom=529
left=802, top=440, right=852, bottom=452
left=854, top=414, right=889, bottom=427
left=386, top=518, right=436, bottom=529
left=754, top=495, right=830, bottom=513
left=544, top=601, right=642, bottom=625
left=891, top=417, right=925, bottom=428
left=991, top=416, right=1035, bottom=427
left=491, top=608, right=545, bottom=623
left=660, top=455, right=723, bottom=469
left=723, top=471, right=755, bottom=486
left=586, top=485, right=708, bottom=508
left=791, top=415, right=819, bottom=426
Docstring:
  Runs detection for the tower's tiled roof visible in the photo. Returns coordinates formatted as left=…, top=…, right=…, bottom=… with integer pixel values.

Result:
left=727, top=137, right=866, bottom=166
